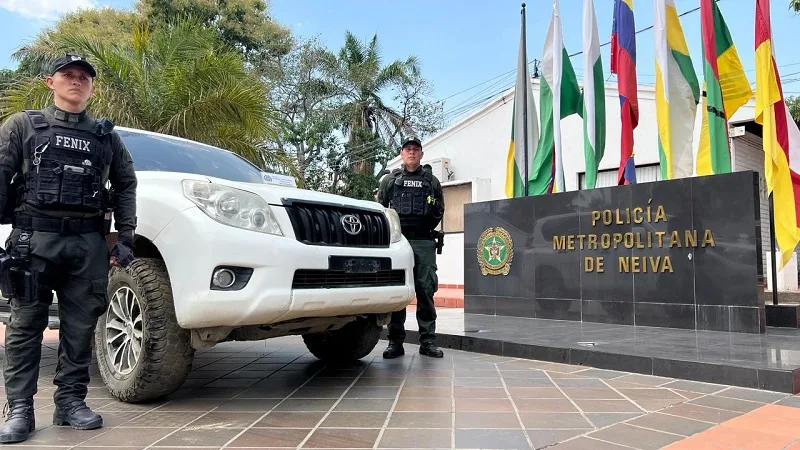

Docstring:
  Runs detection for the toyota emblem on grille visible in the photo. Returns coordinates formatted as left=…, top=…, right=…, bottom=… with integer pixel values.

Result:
left=341, top=214, right=363, bottom=235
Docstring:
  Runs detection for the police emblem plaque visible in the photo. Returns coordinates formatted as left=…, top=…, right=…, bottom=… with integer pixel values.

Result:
left=477, top=227, right=513, bottom=276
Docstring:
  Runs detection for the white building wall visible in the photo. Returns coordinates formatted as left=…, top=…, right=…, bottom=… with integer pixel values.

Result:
left=437, top=232, right=464, bottom=285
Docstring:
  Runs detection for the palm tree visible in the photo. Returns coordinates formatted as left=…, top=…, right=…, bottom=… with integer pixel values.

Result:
left=0, top=17, right=296, bottom=173
left=792, top=0, right=800, bottom=12
left=10, top=7, right=139, bottom=78
left=332, top=31, right=419, bottom=173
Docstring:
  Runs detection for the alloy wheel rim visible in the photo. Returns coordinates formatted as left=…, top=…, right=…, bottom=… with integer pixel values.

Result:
left=104, top=286, right=143, bottom=375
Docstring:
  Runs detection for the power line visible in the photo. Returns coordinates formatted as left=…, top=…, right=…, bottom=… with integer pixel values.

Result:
left=566, top=4, right=702, bottom=59
left=435, top=3, right=705, bottom=108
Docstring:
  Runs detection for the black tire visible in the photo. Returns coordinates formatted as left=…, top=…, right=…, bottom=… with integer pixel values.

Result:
left=302, top=317, right=382, bottom=361
left=94, top=258, right=195, bottom=403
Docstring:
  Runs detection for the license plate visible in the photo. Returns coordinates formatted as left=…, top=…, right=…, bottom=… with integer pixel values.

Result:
left=329, top=256, right=391, bottom=273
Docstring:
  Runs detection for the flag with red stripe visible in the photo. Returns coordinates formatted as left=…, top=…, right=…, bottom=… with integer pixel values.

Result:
left=611, top=0, right=638, bottom=185
left=755, top=0, right=800, bottom=269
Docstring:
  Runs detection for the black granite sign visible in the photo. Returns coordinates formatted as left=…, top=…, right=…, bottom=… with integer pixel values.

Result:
left=464, top=171, right=765, bottom=334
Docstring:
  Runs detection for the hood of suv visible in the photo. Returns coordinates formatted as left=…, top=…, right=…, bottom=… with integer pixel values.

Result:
left=204, top=175, right=387, bottom=213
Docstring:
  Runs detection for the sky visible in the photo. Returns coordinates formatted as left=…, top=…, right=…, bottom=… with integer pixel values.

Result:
left=0, top=0, right=799, bottom=126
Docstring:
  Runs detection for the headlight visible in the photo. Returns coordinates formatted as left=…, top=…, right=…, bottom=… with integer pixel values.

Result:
left=386, top=208, right=403, bottom=243
left=182, top=180, right=283, bottom=236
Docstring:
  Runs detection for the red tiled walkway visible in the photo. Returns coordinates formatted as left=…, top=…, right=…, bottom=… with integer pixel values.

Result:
left=666, top=403, right=800, bottom=449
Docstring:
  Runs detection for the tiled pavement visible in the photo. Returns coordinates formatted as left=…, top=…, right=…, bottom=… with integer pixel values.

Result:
left=1, top=326, right=800, bottom=449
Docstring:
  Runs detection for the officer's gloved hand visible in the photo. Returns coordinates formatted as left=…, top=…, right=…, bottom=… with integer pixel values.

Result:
left=111, top=232, right=134, bottom=268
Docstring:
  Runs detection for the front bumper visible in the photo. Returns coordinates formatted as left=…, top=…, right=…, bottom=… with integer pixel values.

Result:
left=153, top=206, right=416, bottom=329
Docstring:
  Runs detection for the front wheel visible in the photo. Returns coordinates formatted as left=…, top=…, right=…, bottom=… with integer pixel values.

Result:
left=94, top=258, right=195, bottom=403
left=302, top=316, right=382, bottom=361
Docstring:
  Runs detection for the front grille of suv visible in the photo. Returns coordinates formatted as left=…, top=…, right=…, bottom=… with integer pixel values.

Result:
left=282, top=200, right=390, bottom=248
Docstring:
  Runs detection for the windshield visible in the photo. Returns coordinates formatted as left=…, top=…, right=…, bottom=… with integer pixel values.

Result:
left=118, top=130, right=265, bottom=183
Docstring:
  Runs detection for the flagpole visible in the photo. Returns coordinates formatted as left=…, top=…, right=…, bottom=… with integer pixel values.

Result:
left=769, top=193, right=779, bottom=305
left=521, top=2, right=530, bottom=196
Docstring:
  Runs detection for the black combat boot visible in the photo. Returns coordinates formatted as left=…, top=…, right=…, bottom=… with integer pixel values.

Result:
left=0, top=398, right=35, bottom=444
left=383, top=341, right=405, bottom=359
left=53, top=399, right=103, bottom=430
left=419, top=342, right=444, bottom=358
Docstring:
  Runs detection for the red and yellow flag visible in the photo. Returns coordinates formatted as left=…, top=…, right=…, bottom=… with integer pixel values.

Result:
left=755, top=0, right=800, bottom=270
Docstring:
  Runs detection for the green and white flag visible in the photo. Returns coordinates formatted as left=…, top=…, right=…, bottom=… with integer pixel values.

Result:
left=529, top=0, right=582, bottom=195
left=581, top=0, right=606, bottom=189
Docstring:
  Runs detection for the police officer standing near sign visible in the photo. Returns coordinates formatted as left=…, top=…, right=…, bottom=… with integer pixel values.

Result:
left=377, top=136, right=445, bottom=359
left=0, top=54, right=137, bottom=444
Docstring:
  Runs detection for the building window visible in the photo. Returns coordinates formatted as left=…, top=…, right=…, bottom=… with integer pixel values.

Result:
left=578, top=163, right=661, bottom=189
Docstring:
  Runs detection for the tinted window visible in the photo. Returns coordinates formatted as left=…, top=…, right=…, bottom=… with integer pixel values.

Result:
left=118, top=130, right=265, bottom=183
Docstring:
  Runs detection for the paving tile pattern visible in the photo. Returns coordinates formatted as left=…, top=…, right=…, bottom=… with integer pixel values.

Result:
left=0, top=330, right=798, bottom=449
left=416, top=308, right=800, bottom=393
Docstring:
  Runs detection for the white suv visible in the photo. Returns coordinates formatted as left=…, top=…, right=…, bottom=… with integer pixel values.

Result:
left=0, top=127, right=415, bottom=403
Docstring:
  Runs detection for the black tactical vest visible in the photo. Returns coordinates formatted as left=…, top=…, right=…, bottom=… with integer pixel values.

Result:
left=389, top=167, right=436, bottom=235
left=21, top=110, right=113, bottom=214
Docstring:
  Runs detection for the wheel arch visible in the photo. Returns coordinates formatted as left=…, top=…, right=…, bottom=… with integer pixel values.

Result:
left=105, top=231, right=165, bottom=261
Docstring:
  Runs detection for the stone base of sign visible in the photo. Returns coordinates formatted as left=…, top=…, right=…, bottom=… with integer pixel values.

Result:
left=766, top=303, right=800, bottom=328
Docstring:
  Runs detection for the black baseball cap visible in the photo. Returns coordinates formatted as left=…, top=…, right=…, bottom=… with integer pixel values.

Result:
left=401, top=136, right=422, bottom=149
left=51, top=53, right=96, bottom=78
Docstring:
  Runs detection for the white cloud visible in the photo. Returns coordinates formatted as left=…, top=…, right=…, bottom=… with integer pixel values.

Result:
left=0, top=0, right=95, bottom=21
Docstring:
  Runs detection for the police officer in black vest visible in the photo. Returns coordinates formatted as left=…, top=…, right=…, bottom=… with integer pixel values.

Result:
left=377, top=136, right=445, bottom=359
left=0, top=54, right=137, bottom=444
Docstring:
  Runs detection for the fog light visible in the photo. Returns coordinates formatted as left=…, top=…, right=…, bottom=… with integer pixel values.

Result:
left=212, top=268, right=236, bottom=288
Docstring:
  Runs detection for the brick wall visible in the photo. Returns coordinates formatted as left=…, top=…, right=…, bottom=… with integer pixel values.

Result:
left=409, top=284, right=464, bottom=308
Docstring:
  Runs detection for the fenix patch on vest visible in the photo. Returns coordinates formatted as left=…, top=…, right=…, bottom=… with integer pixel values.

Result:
left=54, top=134, right=93, bottom=152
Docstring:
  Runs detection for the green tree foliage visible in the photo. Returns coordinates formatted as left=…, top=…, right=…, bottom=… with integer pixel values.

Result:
left=321, top=129, right=400, bottom=201
left=12, top=8, right=140, bottom=77
left=266, top=34, right=443, bottom=196
left=787, top=96, right=800, bottom=124
left=266, top=39, right=340, bottom=189
left=135, top=0, right=293, bottom=75
left=0, top=70, right=18, bottom=91
left=0, top=4, right=443, bottom=198
left=331, top=31, right=421, bottom=174
left=10, top=0, right=291, bottom=78
left=0, top=18, right=294, bottom=172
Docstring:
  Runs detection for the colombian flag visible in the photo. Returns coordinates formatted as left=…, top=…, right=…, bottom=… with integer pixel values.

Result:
left=505, top=4, right=539, bottom=198
left=611, top=0, right=638, bottom=185
left=755, top=0, right=800, bottom=270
